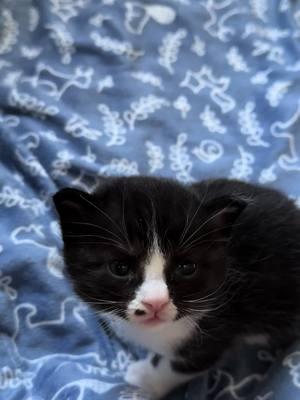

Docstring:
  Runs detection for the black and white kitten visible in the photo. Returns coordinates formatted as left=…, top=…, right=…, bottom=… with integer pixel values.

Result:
left=53, top=176, right=300, bottom=399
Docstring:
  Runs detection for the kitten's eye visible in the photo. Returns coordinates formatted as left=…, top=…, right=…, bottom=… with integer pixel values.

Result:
left=108, top=261, right=131, bottom=278
left=176, top=263, right=197, bottom=277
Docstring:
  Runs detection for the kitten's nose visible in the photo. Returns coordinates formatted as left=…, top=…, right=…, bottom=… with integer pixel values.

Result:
left=142, top=298, right=170, bottom=313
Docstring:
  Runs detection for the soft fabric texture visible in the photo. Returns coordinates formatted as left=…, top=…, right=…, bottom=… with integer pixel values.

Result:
left=0, top=1, right=300, bottom=399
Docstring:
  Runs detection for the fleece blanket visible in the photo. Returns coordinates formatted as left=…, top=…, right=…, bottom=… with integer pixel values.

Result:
left=1, top=0, right=300, bottom=399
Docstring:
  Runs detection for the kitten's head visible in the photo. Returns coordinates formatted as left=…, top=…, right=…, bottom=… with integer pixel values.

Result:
left=53, top=176, right=246, bottom=329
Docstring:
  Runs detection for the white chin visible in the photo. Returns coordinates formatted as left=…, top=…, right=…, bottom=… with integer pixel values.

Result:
left=131, top=317, right=174, bottom=328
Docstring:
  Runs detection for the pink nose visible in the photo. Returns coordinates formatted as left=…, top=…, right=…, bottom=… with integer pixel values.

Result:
left=142, top=298, right=170, bottom=313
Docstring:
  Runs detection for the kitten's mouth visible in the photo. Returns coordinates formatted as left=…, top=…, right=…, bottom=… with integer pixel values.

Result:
left=141, top=316, right=164, bottom=326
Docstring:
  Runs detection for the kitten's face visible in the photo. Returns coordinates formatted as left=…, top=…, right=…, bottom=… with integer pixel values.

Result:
left=54, top=176, right=245, bottom=329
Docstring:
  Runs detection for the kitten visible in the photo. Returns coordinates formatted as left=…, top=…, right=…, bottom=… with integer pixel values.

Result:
left=53, top=176, right=300, bottom=399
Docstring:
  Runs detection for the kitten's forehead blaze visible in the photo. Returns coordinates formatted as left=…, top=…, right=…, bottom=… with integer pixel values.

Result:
left=145, top=247, right=165, bottom=281
left=134, top=242, right=169, bottom=305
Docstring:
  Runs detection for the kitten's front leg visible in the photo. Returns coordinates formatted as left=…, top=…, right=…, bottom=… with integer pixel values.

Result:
left=125, top=337, right=228, bottom=399
left=125, top=355, right=198, bottom=399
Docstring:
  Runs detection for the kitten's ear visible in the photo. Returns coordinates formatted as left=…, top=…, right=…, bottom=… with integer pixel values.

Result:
left=204, top=195, right=248, bottom=237
left=53, top=188, right=91, bottom=222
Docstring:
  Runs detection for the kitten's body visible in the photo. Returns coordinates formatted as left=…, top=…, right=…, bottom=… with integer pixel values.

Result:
left=54, top=177, right=300, bottom=398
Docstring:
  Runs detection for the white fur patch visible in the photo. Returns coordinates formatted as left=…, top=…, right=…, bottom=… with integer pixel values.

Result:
left=125, top=356, right=198, bottom=399
left=109, top=314, right=195, bottom=356
left=144, top=248, right=165, bottom=281
left=127, top=243, right=177, bottom=321
left=137, top=248, right=170, bottom=307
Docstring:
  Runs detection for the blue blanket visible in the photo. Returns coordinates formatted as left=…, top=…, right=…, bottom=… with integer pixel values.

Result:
left=1, top=1, right=300, bottom=399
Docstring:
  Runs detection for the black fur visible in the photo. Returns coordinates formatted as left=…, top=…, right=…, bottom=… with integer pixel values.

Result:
left=53, top=176, right=300, bottom=373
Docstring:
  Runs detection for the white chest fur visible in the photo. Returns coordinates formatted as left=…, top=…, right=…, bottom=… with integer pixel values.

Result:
left=108, top=316, right=195, bottom=357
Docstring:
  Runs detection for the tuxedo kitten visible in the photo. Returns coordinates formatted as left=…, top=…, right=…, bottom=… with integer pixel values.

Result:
left=53, top=176, right=300, bottom=399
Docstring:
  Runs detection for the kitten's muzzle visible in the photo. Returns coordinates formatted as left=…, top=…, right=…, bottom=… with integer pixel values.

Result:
left=134, top=299, right=170, bottom=324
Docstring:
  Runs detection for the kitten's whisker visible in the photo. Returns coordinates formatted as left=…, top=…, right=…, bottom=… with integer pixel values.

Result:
left=182, top=278, right=228, bottom=302
left=178, top=203, right=202, bottom=246
left=181, top=306, right=212, bottom=314
left=66, top=240, right=128, bottom=251
left=87, top=303, right=123, bottom=312
left=79, top=195, right=131, bottom=247
left=83, top=308, right=119, bottom=335
left=183, top=281, right=241, bottom=317
left=161, top=226, right=170, bottom=249
left=181, top=295, right=217, bottom=305
left=76, top=288, right=127, bottom=301
left=64, top=233, right=126, bottom=249
left=189, top=225, right=233, bottom=243
left=86, top=299, right=126, bottom=305
left=181, top=238, right=228, bottom=253
left=182, top=267, right=243, bottom=303
left=98, top=317, right=112, bottom=333
left=121, top=186, right=131, bottom=248
left=184, top=298, right=217, bottom=306
left=178, top=183, right=209, bottom=246
left=179, top=183, right=209, bottom=246
left=179, top=205, right=232, bottom=249
left=64, top=221, right=125, bottom=243
left=65, top=233, right=121, bottom=240
left=87, top=288, right=126, bottom=304
left=85, top=304, right=123, bottom=321
left=184, top=314, right=215, bottom=342
left=184, top=301, right=217, bottom=310
left=184, top=316, right=204, bottom=345
left=179, top=222, right=243, bottom=252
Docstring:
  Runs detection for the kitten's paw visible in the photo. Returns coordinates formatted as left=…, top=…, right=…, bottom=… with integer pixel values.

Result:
left=125, top=356, right=196, bottom=399
left=125, top=359, right=165, bottom=399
